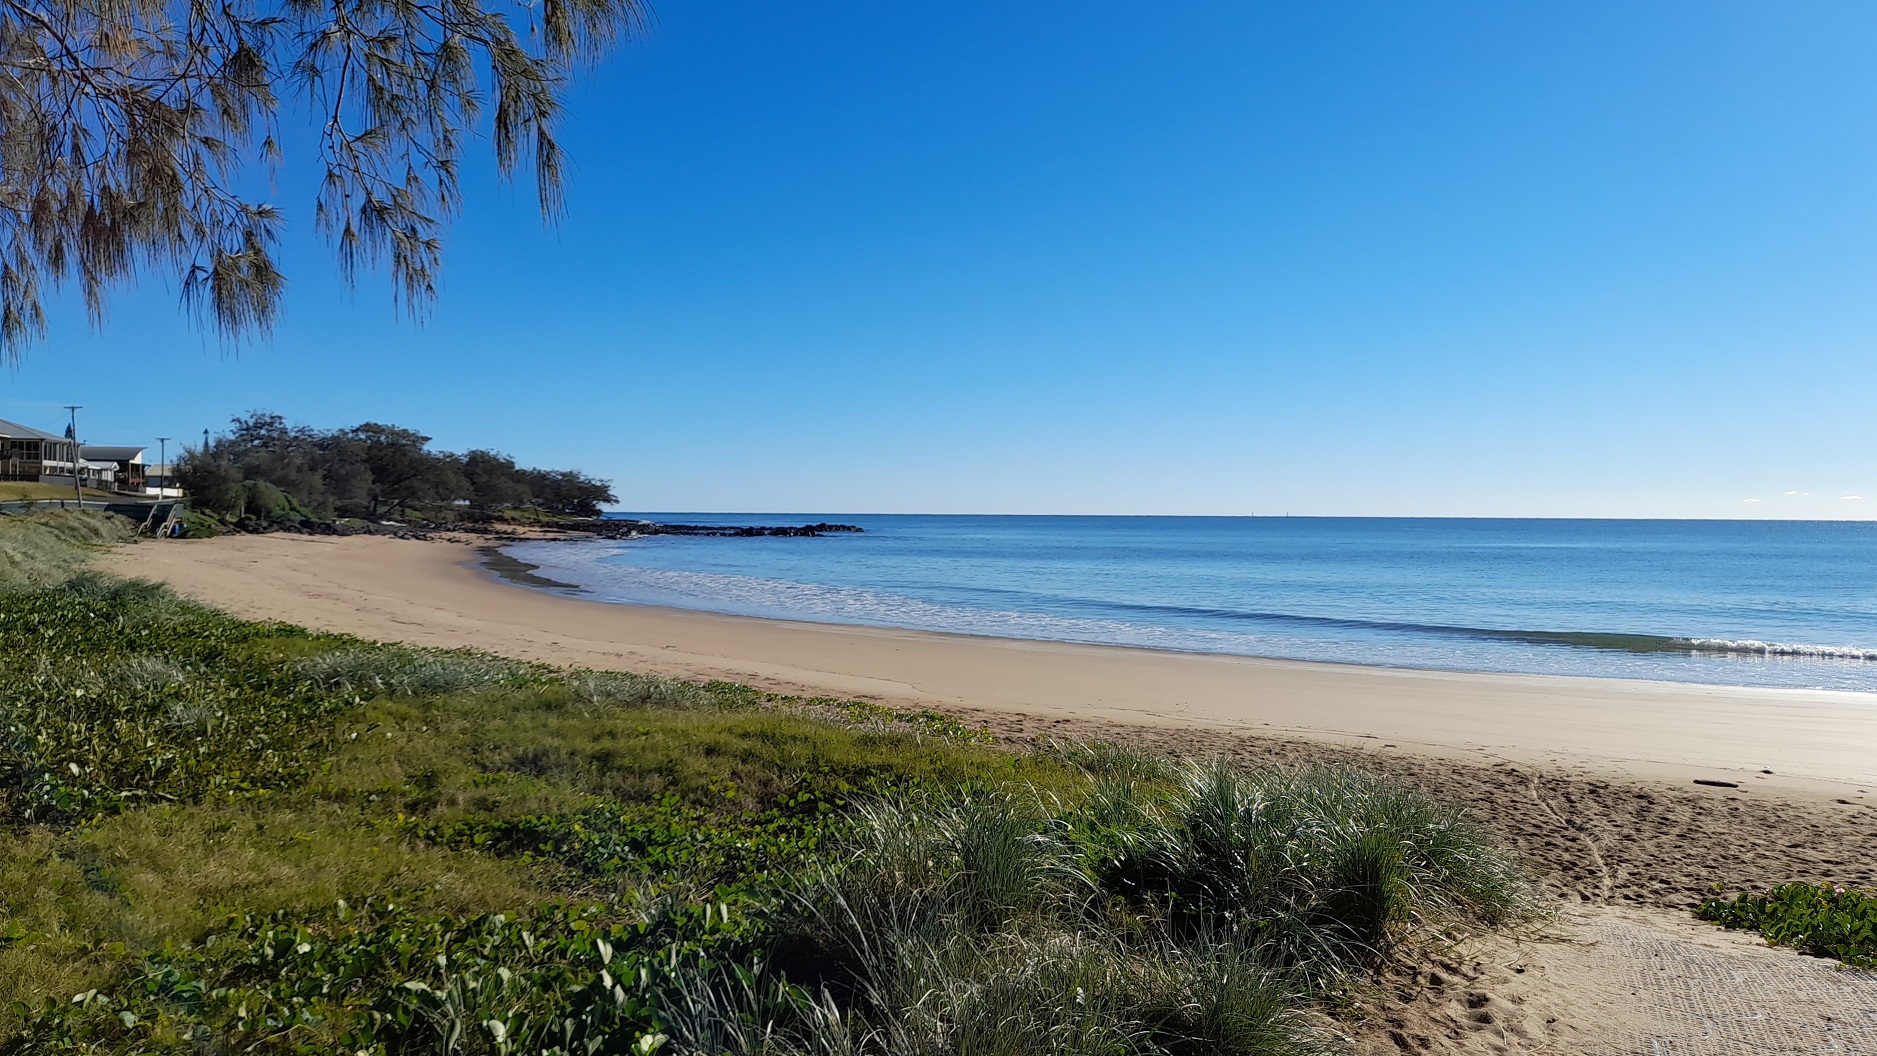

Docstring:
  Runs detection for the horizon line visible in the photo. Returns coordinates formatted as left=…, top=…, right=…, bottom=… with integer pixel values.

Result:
left=605, top=510, right=1877, bottom=523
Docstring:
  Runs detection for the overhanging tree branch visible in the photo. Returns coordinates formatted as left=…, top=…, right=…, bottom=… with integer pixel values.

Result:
left=0, top=0, right=647, bottom=363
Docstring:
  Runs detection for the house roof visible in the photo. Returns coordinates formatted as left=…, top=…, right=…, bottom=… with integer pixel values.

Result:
left=0, top=417, right=68, bottom=442
left=82, top=445, right=145, bottom=463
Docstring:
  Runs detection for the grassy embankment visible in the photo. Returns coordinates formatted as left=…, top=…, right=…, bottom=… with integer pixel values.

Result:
left=0, top=483, right=123, bottom=505
left=0, top=512, right=1540, bottom=1055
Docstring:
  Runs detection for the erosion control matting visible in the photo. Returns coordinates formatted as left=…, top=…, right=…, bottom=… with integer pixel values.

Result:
left=1586, top=913, right=1877, bottom=1055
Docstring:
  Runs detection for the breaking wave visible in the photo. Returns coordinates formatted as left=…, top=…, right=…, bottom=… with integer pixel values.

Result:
left=1675, top=638, right=1877, bottom=661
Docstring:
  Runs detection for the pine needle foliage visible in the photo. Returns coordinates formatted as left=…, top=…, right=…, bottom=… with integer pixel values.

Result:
left=0, top=0, right=647, bottom=361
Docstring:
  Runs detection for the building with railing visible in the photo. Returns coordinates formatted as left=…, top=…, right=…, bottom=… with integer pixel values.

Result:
left=0, top=416, right=82, bottom=484
left=81, top=446, right=146, bottom=492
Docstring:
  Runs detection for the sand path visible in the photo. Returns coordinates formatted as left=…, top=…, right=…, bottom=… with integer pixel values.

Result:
left=1365, top=905, right=1877, bottom=1054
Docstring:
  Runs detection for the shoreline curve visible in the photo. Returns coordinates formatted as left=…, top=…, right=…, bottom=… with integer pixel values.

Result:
left=97, top=531, right=1877, bottom=798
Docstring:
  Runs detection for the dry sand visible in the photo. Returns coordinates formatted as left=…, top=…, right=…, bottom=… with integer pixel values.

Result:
left=100, top=532, right=1877, bottom=1053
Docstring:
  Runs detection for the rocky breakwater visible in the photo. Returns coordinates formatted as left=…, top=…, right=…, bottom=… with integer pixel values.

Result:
left=614, top=521, right=864, bottom=538
left=457, top=518, right=866, bottom=540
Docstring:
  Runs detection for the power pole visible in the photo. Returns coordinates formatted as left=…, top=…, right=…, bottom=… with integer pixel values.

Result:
left=156, top=437, right=171, bottom=496
left=63, top=405, right=82, bottom=508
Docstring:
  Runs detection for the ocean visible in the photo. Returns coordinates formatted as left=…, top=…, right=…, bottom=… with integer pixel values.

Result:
left=499, top=515, right=1877, bottom=692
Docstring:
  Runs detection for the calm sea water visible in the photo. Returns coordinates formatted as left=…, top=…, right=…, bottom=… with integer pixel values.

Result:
left=501, top=516, right=1877, bottom=692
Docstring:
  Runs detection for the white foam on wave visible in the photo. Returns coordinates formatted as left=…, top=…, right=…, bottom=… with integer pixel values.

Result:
left=1677, top=638, right=1877, bottom=661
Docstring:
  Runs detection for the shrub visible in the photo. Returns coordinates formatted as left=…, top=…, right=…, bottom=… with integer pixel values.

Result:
left=174, top=454, right=243, bottom=517
left=178, top=508, right=230, bottom=538
left=1697, top=883, right=1877, bottom=968
left=238, top=479, right=316, bottom=523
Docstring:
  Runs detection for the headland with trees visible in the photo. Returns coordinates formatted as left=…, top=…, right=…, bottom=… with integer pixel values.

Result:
left=177, top=413, right=617, bottom=532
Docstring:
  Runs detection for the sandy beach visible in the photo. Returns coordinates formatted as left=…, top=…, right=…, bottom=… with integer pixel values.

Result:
left=100, top=531, right=1877, bottom=903
left=98, top=531, right=1877, bottom=1052
left=102, top=531, right=1877, bottom=794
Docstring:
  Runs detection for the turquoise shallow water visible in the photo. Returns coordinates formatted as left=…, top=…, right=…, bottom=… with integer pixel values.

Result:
left=502, top=515, right=1877, bottom=692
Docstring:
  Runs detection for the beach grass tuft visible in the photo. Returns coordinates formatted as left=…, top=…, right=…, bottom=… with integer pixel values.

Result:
left=1033, top=737, right=1181, bottom=783
left=563, top=669, right=718, bottom=710
left=295, top=644, right=544, bottom=695
left=1085, top=760, right=1535, bottom=977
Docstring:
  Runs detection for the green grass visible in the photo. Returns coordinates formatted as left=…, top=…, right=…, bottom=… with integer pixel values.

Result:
left=0, top=483, right=123, bottom=504
left=0, top=531, right=1543, bottom=1055
left=1698, top=883, right=1877, bottom=968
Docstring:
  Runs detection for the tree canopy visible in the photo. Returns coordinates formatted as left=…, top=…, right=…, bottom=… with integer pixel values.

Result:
left=0, top=0, right=646, bottom=362
left=178, top=411, right=616, bottom=520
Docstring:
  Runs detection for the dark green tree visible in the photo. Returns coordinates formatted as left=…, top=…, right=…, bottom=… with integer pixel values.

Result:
left=172, top=452, right=243, bottom=517
left=347, top=423, right=462, bottom=517
left=224, top=412, right=340, bottom=517
left=462, top=449, right=533, bottom=510
left=183, top=412, right=611, bottom=521
left=519, top=467, right=616, bottom=517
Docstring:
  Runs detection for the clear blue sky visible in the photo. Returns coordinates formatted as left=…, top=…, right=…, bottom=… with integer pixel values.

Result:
left=7, top=0, right=1876, bottom=517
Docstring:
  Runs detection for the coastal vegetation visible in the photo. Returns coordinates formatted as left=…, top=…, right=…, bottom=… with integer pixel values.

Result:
left=176, top=413, right=617, bottom=527
left=0, top=511, right=1538, bottom=1054
left=1698, top=883, right=1877, bottom=968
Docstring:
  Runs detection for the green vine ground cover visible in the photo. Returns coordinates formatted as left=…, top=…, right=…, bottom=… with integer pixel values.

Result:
left=0, top=513, right=1540, bottom=1055
left=1698, top=883, right=1877, bottom=968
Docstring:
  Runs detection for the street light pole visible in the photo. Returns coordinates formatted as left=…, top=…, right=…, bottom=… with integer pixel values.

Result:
left=156, top=437, right=170, bottom=496
left=63, top=405, right=82, bottom=508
